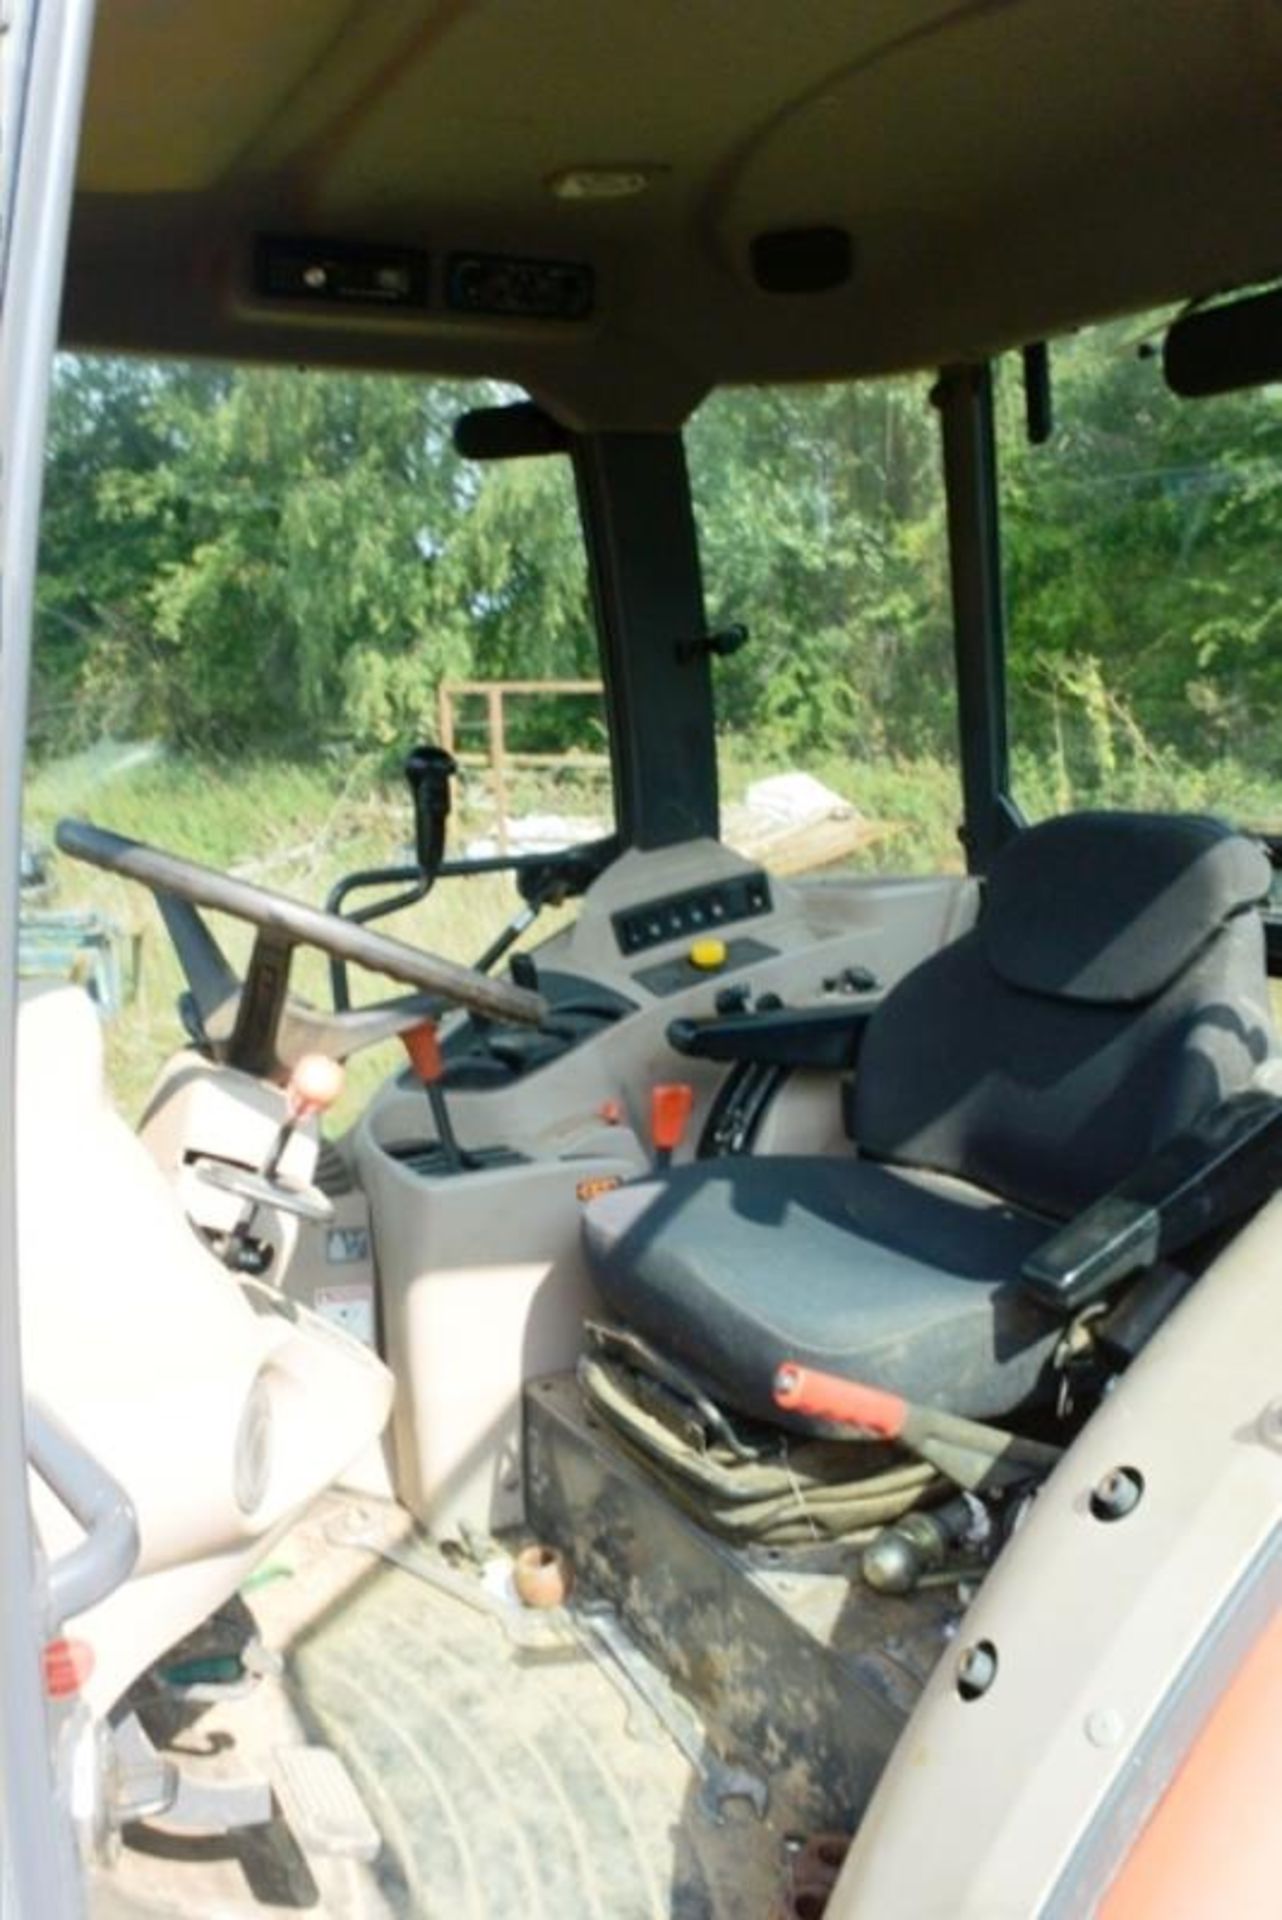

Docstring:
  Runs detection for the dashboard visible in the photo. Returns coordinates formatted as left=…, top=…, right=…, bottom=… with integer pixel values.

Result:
left=402, top=839, right=970, bottom=1109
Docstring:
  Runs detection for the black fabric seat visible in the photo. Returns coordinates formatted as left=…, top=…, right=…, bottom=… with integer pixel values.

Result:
left=584, top=1158, right=1060, bottom=1421
left=584, top=812, right=1275, bottom=1427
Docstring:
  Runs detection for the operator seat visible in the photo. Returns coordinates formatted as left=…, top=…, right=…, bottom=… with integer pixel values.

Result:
left=583, top=813, right=1275, bottom=1426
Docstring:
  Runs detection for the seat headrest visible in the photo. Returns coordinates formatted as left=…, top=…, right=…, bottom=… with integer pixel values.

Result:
left=982, top=811, right=1271, bottom=1005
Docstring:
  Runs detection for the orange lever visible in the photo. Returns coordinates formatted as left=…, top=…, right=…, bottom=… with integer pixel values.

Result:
left=773, top=1363, right=907, bottom=1439
left=401, top=1020, right=444, bottom=1085
left=651, top=1082, right=695, bottom=1164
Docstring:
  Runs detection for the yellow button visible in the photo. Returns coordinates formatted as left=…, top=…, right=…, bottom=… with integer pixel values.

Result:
left=690, top=937, right=727, bottom=970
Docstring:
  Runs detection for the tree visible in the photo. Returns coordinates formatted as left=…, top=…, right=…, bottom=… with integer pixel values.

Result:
left=35, top=361, right=594, bottom=757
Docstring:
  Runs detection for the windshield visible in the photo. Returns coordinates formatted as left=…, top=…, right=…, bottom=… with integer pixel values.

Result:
left=23, top=355, right=607, bottom=1118
left=996, top=308, right=1282, bottom=829
left=686, top=376, right=962, bottom=880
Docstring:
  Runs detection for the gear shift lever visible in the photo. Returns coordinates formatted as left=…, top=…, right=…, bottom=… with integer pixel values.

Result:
left=401, top=1020, right=472, bottom=1173
left=207, top=1053, right=345, bottom=1270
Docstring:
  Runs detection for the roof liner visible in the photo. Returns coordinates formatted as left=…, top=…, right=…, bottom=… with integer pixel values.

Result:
left=64, top=0, right=1282, bottom=427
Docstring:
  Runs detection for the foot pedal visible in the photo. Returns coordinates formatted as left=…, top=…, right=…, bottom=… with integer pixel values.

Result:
left=272, top=1746, right=380, bottom=1863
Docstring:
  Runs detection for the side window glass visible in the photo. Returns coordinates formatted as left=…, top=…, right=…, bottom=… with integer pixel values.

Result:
left=686, top=379, right=961, bottom=879
left=996, top=314, right=1282, bottom=829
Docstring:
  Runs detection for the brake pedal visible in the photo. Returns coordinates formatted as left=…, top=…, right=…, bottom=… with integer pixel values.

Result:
left=272, top=1745, right=380, bottom=1862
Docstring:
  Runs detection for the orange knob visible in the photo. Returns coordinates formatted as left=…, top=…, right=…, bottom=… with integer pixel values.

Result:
left=401, top=1020, right=444, bottom=1085
left=651, top=1081, right=695, bottom=1156
left=286, top=1053, right=346, bottom=1121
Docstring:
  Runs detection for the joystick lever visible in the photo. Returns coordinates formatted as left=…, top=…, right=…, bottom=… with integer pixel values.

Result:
left=401, top=1020, right=472, bottom=1174
left=404, top=744, right=456, bottom=881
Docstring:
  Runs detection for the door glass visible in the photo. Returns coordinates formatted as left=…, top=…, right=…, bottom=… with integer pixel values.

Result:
left=25, top=357, right=604, bottom=1118
left=996, top=309, right=1282, bottom=829
left=686, top=377, right=961, bottom=878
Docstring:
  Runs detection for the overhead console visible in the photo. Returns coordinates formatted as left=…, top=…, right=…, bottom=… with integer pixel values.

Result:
left=250, top=234, right=596, bottom=326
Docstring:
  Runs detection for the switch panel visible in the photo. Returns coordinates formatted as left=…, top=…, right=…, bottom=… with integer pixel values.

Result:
left=612, top=872, right=772, bottom=956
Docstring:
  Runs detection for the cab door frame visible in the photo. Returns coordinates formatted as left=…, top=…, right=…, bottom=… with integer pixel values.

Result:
left=1, top=2, right=99, bottom=1913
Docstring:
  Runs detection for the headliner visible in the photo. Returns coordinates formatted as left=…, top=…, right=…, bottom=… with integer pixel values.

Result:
left=64, top=0, right=1282, bottom=427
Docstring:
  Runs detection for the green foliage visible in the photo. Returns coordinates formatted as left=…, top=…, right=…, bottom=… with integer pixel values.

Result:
left=687, top=379, right=954, bottom=763
left=995, top=320, right=1282, bottom=806
left=34, top=361, right=593, bottom=756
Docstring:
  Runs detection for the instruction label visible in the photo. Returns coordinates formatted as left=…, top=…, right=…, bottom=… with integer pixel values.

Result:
left=314, top=1283, right=375, bottom=1347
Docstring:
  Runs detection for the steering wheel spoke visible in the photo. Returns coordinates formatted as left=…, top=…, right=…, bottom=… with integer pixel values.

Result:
left=154, top=892, right=241, bottom=1027
left=228, top=928, right=298, bottom=1076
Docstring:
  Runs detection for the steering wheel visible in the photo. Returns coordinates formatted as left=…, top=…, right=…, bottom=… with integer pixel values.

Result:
left=56, top=820, right=547, bottom=1076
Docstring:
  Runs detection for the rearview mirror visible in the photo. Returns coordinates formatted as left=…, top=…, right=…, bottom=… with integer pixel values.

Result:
left=453, top=401, right=571, bottom=460
left=1164, top=287, right=1282, bottom=398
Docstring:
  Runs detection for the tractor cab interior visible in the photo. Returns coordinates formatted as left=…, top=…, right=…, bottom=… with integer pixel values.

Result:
left=15, top=4, right=1282, bottom=1916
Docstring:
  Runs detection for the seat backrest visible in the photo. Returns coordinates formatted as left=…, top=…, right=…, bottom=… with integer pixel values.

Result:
left=851, top=812, right=1275, bottom=1219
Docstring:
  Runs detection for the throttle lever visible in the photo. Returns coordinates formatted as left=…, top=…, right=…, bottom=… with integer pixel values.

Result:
left=201, top=1054, right=345, bottom=1268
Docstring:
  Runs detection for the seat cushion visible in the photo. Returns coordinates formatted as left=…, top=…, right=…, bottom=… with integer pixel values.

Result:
left=584, top=1156, right=1064, bottom=1427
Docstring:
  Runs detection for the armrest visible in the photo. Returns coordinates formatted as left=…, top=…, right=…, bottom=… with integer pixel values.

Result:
left=1022, top=1089, right=1282, bottom=1313
left=667, top=1001, right=878, bottom=1071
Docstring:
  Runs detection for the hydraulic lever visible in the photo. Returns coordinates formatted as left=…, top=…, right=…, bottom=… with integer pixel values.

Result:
left=326, top=743, right=457, bottom=1009
left=651, top=1082, right=695, bottom=1168
left=405, top=743, right=456, bottom=875
left=772, top=1362, right=1061, bottom=1493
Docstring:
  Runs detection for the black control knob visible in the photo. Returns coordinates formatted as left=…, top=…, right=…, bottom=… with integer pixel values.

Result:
left=822, top=964, right=880, bottom=995
left=715, top=983, right=752, bottom=1016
